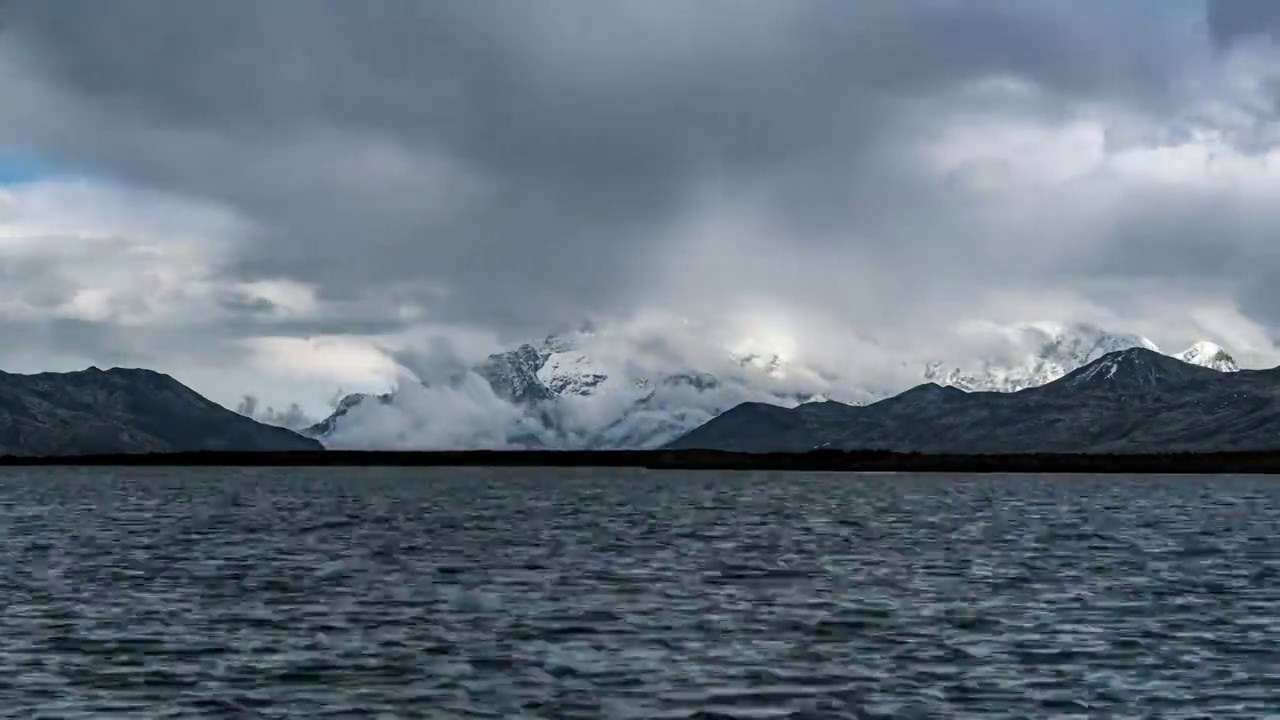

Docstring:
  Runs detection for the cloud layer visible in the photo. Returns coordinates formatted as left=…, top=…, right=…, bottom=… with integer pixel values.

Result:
left=2, top=1, right=1280, bottom=427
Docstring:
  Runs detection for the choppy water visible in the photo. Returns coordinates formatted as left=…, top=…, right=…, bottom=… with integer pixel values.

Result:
left=1, top=469, right=1279, bottom=717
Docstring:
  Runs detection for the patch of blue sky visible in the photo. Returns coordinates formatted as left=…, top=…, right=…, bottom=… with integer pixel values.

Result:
left=0, top=149, right=59, bottom=185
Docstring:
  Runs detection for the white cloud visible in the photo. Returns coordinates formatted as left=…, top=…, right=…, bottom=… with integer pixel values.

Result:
left=0, top=178, right=406, bottom=417
left=326, top=370, right=528, bottom=450
left=0, top=179, right=239, bottom=325
left=240, top=335, right=400, bottom=392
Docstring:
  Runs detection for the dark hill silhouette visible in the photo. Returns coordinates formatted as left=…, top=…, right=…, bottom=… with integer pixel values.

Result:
left=0, top=366, right=321, bottom=456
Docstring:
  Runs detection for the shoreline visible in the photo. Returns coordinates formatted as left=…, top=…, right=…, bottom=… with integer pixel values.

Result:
left=0, top=449, right=1279, bottom=473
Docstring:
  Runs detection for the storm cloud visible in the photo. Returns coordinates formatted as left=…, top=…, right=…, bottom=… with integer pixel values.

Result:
left=1, top=0, right=1280, bottom=418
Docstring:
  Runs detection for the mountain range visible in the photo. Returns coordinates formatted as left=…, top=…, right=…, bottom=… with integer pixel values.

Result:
left=921, top=324, right=1238, bottom=391
left=0, top=321, right=1256, bottom=457
left=667, top=346, right=1277, bottom=454
left=302, top=322, right=1243, bottom=450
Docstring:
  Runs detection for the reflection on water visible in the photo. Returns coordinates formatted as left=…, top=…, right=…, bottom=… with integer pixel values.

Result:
left=1, top=467, right=1278, bottom=717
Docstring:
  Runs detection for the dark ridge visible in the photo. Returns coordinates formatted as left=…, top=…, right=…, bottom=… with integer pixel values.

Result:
left=5, top=448, right=1280, bottom=474
left=877, top=382, right=966, bottom=402
left=1042, top=346, right=1222, bottom=393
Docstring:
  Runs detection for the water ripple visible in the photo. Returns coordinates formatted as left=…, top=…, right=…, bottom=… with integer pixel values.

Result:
left=0, top=468, right=1278, bottom=717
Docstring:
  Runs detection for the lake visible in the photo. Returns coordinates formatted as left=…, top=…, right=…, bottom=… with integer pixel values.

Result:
left=1, top=468, right=1277, bottom=717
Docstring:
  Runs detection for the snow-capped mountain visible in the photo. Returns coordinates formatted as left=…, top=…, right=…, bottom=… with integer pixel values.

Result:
left=297, top=321, right=1244, bottom=450
left=306, top=330, right=856, bottom=450
left=1055, top=347, right=1220, bottom=392
left=922, top=322, right=1161, bottom=392
left=537, top=345, right=610, bottom=397
left=921, top=322, right=1238, bottom=392
left=1174, top=340, right=1240, bottom=372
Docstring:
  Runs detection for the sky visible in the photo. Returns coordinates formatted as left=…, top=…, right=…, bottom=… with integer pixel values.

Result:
left=2, top=0, right=1280, bottom=426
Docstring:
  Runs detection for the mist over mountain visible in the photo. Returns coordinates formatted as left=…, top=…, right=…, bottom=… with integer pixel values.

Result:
left=235, top=395, right=315, bottom=432
left=306, top=326, right=861, bottom=451
left=280, top=319, right=1244, bottom=451
left=921, top=322, right=1163, bottom=392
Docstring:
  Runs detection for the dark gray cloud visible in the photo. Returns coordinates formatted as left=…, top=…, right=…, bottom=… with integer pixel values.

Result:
left=1205, top=0, right=1280, bottom=126
left=0, top=0, right=1211, bottom=340
left=0, top=318, right=193, bottom=372
left=1207, top=0, right=1280, bottom=46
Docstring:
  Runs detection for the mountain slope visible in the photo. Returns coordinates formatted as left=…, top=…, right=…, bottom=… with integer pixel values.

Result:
left=0, top=367, right=323, bottom=456
left=668, top=348, right=1280, bottom=454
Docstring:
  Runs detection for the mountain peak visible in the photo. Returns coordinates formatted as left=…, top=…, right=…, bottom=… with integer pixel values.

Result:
left=1175, top=340, right=1240, bottom=372
left=854, top=381, right=962, bottom=416
left=894, top=381, right=967, bottom=401
left=1056, top=347, right=1219, bottom=391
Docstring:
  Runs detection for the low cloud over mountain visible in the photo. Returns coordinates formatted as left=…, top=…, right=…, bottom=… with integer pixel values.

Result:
left=284, top=319, right=1245, bottom=451
left=234, top=395, right=314, bottom=432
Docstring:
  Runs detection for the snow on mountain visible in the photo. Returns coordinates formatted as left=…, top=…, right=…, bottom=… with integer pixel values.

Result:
left=1174, top=340, right=1240, bottom=372
left=302, top=320, right=1244, bottom=450
left=537, top=347, right=611, bottom=397
left=922, top=322, right=1164, bottom=392
left=310, top=327, right=856, bottom=450
left=474, top=342, right=558, bottom=405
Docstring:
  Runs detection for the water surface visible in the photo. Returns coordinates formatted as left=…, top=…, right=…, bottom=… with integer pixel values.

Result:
left=1, top=468, right=1278, bottom=717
